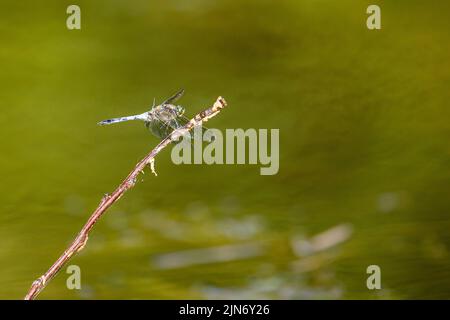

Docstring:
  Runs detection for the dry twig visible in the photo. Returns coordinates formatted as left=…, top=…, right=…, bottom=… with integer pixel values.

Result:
left=24, top=96, right=227, bottom=300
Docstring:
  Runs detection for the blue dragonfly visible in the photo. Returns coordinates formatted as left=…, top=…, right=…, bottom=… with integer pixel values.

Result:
left=98, top=89, right=211, bottom=141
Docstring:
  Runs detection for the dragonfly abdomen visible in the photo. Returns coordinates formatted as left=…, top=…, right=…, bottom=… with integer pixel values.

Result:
left=98, top=112, right=149, bottom=126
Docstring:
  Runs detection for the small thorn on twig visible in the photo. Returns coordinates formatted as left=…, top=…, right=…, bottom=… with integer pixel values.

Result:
left=149, top=158, right=157, bottom=176
left=35, top=276, right=45, bottom=286
left=76, top=236, right=89, bottom=253
left=100, top=193, right=111, bottom=206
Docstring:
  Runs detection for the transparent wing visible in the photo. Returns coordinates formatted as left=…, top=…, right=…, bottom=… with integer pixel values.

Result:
left=151, top=114, right=184, bottom=140
left=162, top=89, right=185, bottom=105
left=152, top=112, right=215, bottom=142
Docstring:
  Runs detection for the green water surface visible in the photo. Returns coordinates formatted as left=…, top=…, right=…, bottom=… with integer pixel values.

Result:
left=0, top=0, right=449, bottom=299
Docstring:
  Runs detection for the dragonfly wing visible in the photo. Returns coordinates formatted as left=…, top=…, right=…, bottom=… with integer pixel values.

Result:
left=151, top=112, right=214, bottom=142
left=149, top=114, right=183, bottom=140
left=147, top=119, right=172, bottom=140
left=162, top=89, right=185, bottom=105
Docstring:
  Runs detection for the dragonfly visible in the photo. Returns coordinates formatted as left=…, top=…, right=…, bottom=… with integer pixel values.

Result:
left=98, top=89, right=211, bottom=141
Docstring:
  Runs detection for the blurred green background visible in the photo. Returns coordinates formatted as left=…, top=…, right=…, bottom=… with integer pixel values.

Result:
left=0, top=0, right=449, bottom=299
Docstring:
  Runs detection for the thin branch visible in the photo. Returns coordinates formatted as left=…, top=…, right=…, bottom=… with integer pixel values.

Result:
left=24, top=96, right=227, bottom=300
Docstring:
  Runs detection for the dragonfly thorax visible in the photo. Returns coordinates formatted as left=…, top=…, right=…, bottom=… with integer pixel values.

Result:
left=148, top=104, right=184, bottom=123
left=144, top=103, right=187, bottom=140
left=98, top=89, right=198, bottom=141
